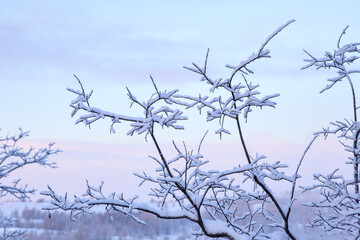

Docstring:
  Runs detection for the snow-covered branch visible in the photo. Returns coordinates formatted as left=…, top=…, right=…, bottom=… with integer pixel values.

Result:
left=68, top=75, right=188, bottom=136
left=0, top=129, right=58, bottom=201
left=302, top=25, right=360, bottom=239
left=180, top=25, right=287, bottom=132
left=42, top=142, right=299, bottom=239
left=0, top=217, right=27, bottom=240
left=0, top=128, right=59, bottom=239
left=43, top=20, right=323, bottom=240
left=182, top=20, right=302, bottom=239
left=302, top=170, right=360, bottom=237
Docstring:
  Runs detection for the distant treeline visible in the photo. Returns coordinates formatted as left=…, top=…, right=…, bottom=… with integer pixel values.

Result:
left=1, top=196, right=344, bottom=240
left=6, top=199, right=196, bottom=240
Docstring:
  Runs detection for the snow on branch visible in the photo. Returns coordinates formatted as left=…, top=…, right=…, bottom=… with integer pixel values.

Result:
left=0, top=128, right=59, bottom=201
left=304, top=119, right=360, bottom=238
left=0, top=217, right=27, bottom=240
left=42, top=137, right=304, bottom=239
left=0, top=128, right=59, bottom=239
left=179, top=21, right=304, bottom=239
left=43, top=20, right=316, bottom=240
left=302, top=25, right=360, bottom=94
left=302, top=170, right=360, bottom=237
left=67, top=75, right=188, bottom=136
left=179, top=20, right=294, bottom=133
left=302, top=25, right=360, bottom=239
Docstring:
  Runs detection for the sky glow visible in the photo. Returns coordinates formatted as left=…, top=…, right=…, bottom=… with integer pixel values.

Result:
left=1, top=1, right=359, bottom=200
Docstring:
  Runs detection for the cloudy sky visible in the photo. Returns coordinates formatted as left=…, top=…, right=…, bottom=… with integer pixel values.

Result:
left=1, top=1, right=359, bottom=200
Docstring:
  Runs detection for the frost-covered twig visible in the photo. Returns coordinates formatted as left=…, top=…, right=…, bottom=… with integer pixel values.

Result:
left=302, top=170, right=360, bottom=237
left=0, top=129, right=58, bottom=201
left=0, top=128, right=59, bottom=239
left=42, top=145, right=297, bottom=239
left=0, top=217, right=27, bottom=240
left=302, top=25, right=360, bottom=239
left=43, top=20, right=308, bottom=240
left=67, top=76, right=188, bottom=136
left=182, top=19, right=301, bottom=240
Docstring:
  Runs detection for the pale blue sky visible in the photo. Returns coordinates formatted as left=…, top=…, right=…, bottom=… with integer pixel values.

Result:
left=1, top=1, right=359, bottom=199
